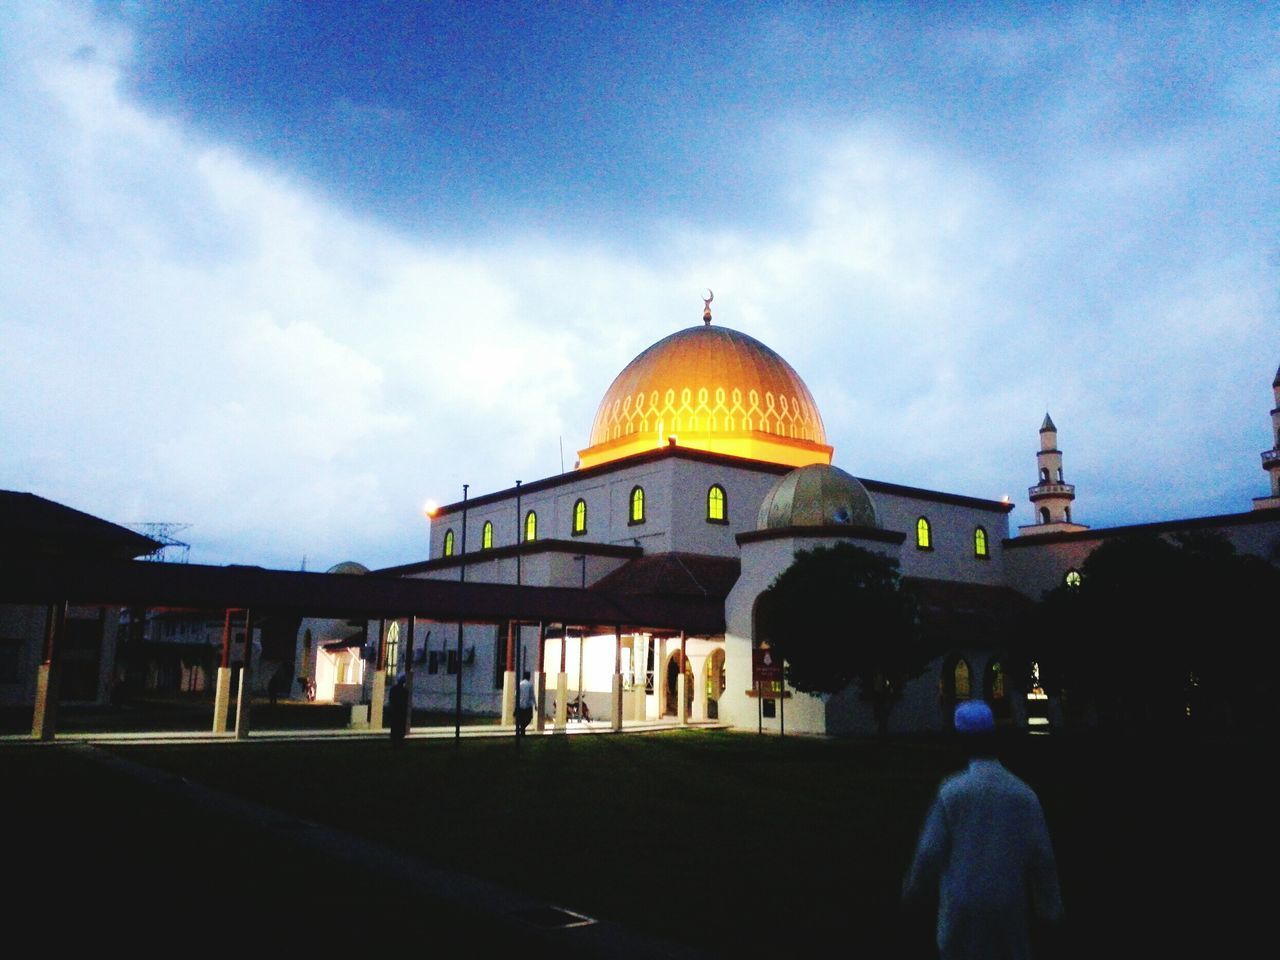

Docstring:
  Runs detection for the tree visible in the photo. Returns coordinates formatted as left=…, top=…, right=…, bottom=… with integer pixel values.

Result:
left=1027, top=531, right=1280, bottom=730
left=756, top=542, right=928, bottom=736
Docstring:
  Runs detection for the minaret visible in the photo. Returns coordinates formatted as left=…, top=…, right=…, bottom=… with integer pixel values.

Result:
left=1018, top=413, right=1088, bottom=535
left=1253, top=362, right=1280, bottom=510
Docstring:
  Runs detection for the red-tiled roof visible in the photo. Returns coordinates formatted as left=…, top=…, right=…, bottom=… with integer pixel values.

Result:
left=590, top=552, right=741, bottom=600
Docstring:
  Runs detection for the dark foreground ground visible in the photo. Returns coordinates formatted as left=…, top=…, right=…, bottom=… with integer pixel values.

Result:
left=2, top=727, right=1267, bottom=958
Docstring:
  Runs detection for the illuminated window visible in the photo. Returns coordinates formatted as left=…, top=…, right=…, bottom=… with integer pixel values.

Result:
left=954, top=659, right=971, bottom=699
left=916, top=517, right=932, bottom=550
left=629, top=486, right=645, bottom=525
left=443, top=529, right=455, bottom=557
left=524, top=510, right=537, bottom=542
left=572, top=499, right=587, bottom=535
left=482, top=521, right=493, bottom=550
left=1064, top=569, right=1082, bottom=589
left=383, top=621, right=401, bottom=677
left=707, top=484, right=727, bottom=523
left=974, top=526, right=988, bottom=558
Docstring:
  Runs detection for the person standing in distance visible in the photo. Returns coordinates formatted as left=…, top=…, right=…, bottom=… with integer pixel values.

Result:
left=903, top=700, right=1063, bottom=960
left=515, top=671, right=535, bottom=737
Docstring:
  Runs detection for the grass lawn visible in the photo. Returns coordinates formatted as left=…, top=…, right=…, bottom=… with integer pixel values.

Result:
left=10, top=728, right=1255, bottom=958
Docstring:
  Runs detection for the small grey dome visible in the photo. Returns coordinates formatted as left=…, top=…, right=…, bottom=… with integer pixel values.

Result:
left=325, top=560, right=369, bottom=576
left=757, top=464, right=879, bottom=530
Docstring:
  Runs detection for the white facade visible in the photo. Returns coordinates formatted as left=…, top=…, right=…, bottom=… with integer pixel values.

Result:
left=291, top=339, right=1280, bottom=737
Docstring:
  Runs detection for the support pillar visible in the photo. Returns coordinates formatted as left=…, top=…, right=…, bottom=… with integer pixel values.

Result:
left=501, top=621, right=517, bottom=726
left=369, top=669, right=386, bottom=729
left=612, top=625, right=623, bottom=732
left=555, top=672, right=569, bottom=730
left=212, top=667, right=232, bottom=734
left=32, top=602, right=65, bottom=741
left=402, top=615, right=416, bottom=738
left=234, top=609, right=254, bottom=740
left=556, top=623, right=569, bottom=731
left=692, top=651, right=709, bottom=723
left=654, top=636, right=667, bottom=719
left=369, top=619, right=387, bottom=730
left=678, top=631, right=688, bottom=725
left=534, top=622, right=547, bottom=732
left=632, top=635, right=647, bottom=721
left=213, top=608, right=234, bottom=733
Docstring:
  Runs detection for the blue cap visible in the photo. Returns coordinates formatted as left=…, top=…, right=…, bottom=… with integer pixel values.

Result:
left=954, top=700, right=995, bottom=733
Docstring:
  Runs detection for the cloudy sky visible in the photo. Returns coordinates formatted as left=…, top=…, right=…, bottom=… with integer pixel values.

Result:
left=2, top=1, right=1276, bottom=569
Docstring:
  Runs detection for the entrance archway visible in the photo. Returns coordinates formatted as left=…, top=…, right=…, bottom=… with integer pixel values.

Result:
left=664, top=651, right=694, bottom=717
left=705, top=649, right=726, bottom=719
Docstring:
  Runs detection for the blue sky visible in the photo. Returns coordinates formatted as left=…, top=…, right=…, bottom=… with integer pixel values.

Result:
left=1, top=1, right=1277, bottom=568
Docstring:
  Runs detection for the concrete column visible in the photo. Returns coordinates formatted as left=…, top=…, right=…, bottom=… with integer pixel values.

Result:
left=611, top=673, right=623, bottom=732
left=214, top=608, right=233, bottom=732
left=32, top=602, right=64, bottom=741
left=402, top=616, right=416, bottom=738
left=369, top=669, right=387, bottom=730
left=555, top=672, right=569, bottom=730
left=32, top=662, right=60, bottom=741
left=612, top=626, right=623, bottom=732
left=501, top=670, right=516, bottom=726
left=501, top=619, right=517, bottom=726
left=234, top=610, right=254, bottom=739
left=678, top=632, right=688, bottom=725
left=534, top=670, right=547, bottom=732
left=631, top=636, right=647, bottom=721
left=212, top=666, right=232, bottom=733
left=533, top=622, right=547, bottom=732
left=654, top=636, right=667, bottom=718
left=691, top=652, right=709, bottom=723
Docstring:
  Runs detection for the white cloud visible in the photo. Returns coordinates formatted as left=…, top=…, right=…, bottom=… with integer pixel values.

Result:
left=0, top=3, right=1275, bottom=569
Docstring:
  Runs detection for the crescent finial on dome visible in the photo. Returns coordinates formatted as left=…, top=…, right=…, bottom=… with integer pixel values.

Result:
left=702, top=289, right=713, bottom=325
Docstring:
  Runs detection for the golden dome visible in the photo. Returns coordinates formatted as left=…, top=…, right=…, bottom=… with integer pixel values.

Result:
left=578, top=323, right=833, bottom=469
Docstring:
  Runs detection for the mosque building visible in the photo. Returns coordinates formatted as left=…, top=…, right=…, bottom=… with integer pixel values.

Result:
left=296, top=299, right=1280, bottom=735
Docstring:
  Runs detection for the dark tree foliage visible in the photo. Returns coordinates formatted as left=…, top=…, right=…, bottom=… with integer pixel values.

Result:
left=1026, top=531, right=1280, bottom=730
left=756, top=543, right=928, bottom=736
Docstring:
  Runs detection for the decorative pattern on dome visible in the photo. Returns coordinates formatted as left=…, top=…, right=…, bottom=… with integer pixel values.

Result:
left=592, top=385, right=823, bottom=447
left=579, top=324, right=831, bottom=469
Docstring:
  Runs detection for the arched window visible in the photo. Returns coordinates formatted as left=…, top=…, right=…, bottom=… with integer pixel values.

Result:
left=974, top=526, right=988, bottom=558
left=954, top=659, right=971, bottom=700
left=1056, top=467, right=1064, bottom=482
left=707, top=484, right=727, bottom=523
left=481, top=521, right=493, bottom=550
left=1039, top=507, right=1051, bottom=524
left=443, top=529, right=455, bottom=557
left=1064, top=569, right=1082, bottom=589
left=916, top=517, right=932, bottom=550
left=1064, top=505, right=1072, bottom=522
left=629, top=486, right=645, bottom=525
left=1040, top=467, right=1049, bottom=482
left=572, top=499, right=587, bottom=535
left=524, top=510, right=537, bottom=542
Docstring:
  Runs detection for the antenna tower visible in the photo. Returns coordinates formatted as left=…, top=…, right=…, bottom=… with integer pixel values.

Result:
left=130, top=522, right=192, bottom=563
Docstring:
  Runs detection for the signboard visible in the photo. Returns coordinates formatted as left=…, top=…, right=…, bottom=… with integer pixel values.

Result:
left=752, top=647, right=782, bottom=684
